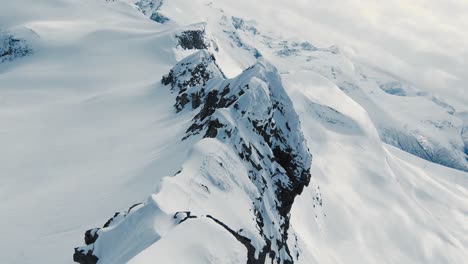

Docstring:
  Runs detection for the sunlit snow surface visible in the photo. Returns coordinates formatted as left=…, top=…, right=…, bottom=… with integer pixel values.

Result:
left=0, top=0, right=467, bottom=264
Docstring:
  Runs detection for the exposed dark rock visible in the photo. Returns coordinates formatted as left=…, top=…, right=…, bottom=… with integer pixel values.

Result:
left=73, top=229, right=100, bottom=264
left=161, top=70, right=174, bottom=86
left=0, top=33, right=31, bottom=63
left=174, top=211, right=197, bottom=224
left=204, top=119, right=225, bottom=138
left=102, top=212, right=121, bottom=228
left=84, top=229, right=99, bottom=245
left=128, top=203, right=143, bottom=212
left=177, top=29, right=208, bottom=50
left=73, top=248, right=98, bottom=264
left=175, top=93, right=190, bottom=112
left=161, top=50, right=312, bottom=263
left=161, top=51, right=225, bottom=92
left=191, top=91, right=203, bottom=109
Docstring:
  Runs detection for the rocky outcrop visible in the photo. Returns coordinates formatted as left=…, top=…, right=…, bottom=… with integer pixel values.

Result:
left=74, top=49, right=313, bottom=263
left=73, top=247, right=98, bottom=264
left=161, top=50, right=312, bottom=263
left=171, top=23, right=219, bottom=52
left=0, top=33, right=31, bottom=63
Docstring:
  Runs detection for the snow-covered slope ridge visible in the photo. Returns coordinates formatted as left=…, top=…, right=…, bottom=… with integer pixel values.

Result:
left=1, top=0, right=467, bottom=264
left=206, top=14, right=468, bottom=172
left=74, top=45, right=317, bottom=263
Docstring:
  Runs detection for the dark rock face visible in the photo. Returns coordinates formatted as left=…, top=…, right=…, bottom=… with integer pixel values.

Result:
left=161, top=50, right=226, bottom=113
left=0, top=33, right=31, bottom=63
left=73, top=248, right=98, bottom=264
left=174, top=211, right=197, bottom=224
left=102, top=212, right=121, bottom=228
left=73, top=229, right=101, bottom=264
left=73, top=229, right=99, bottom=264
left=84, top=229, right=100, bottom=245
left=176, top=29, right=209, bottom=50
left=162, top=50, right=313, bottom=263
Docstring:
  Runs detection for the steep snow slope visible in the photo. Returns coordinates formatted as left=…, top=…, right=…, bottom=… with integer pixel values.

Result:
left=76, top=48, right=317, bottom=264
left=285, top=71, right=468, bottom=263
left=0, top=1, right=188, bottom=263
left=206, top=13, right=468, bottom=171
left=0, top=1, right=467, bottom=264
left=155, top=0, right=468, bottom=172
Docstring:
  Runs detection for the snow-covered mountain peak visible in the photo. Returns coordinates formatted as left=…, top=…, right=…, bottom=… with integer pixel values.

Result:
left=161, top=50, right=225, bottom=94
left=73, top=33, right=319, bottom=261
left=1, top=1, right=467, bottom=264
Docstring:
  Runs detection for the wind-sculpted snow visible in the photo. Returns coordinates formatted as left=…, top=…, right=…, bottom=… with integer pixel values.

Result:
left=74, top=50, right=315, bottom=264
left=3, top=1, right=468, bottom=264
left=301, top=101, right=363, bottom=135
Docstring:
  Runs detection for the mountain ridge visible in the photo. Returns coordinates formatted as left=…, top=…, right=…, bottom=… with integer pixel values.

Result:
left=74, top=45, right=318, bottom=264
left=0, top=1, right=466, bottom=264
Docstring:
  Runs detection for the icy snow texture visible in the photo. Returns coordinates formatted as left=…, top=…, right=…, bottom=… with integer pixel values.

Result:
left=0, top=0, right=467, bottom=264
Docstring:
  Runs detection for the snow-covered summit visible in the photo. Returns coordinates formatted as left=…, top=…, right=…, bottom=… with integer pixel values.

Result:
left=74, top=43, right=317, bottom=263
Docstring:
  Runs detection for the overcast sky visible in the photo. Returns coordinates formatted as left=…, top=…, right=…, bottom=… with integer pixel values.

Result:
left=216, top=0, right=468, bottom=109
